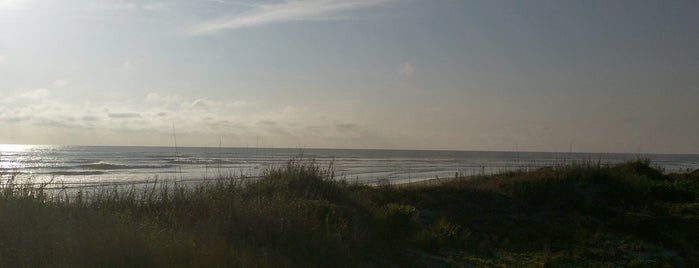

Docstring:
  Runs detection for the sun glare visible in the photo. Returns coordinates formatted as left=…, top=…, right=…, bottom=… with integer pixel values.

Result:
left=0, top=144, right=34, bottom=153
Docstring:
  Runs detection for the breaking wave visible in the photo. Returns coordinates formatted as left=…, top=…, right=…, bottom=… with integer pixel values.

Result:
left=76, top=161, right=174, bottom=170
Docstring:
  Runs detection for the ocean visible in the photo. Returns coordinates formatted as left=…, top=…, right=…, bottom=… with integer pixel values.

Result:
left=1, top=144, right=698, bottom=188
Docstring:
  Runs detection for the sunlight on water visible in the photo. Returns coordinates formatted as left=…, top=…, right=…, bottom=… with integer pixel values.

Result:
left=0, top=144, right=62, bottom=173
left=0, top=144, right=35, bottom=153
left=1, top=145, right=698, bottom=188
left=0, top=144, right=35, bottom=170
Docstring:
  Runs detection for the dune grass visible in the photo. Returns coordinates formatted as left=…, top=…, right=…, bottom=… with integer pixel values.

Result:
left=0, top=160, right=697, bottom=267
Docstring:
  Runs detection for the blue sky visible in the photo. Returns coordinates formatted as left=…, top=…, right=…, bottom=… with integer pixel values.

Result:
left=1, top=0, right=698, bottom=153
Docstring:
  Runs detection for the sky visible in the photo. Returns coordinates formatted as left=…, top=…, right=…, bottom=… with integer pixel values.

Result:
left=1, top=0, right=698, bottom=153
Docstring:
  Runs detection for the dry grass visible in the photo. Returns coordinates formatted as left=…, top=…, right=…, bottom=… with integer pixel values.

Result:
left=0, top=160, right=696, bottom=267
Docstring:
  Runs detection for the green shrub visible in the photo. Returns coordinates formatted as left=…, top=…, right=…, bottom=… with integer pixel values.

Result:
left=617, top=159, right=668, bottom=181
left=650, top=182, right=696, bottom=202
left=416, top=218, right=470, bottom=252
left=373, top=203, right=419, bottom=241
left=246, top=161, right=344, bottom=202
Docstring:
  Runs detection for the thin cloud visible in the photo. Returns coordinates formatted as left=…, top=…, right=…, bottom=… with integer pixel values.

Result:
left=108, top=112, right=141, bottom=119
left=184, top=0, right=394, bottom=35
left=205, top=0, right=258, bottom=8
left=0, top=0, right=28, bottom=10
left=398, top=62, right=415, bottom=77
left=54, top=79, right=68, bottom=88
left=20, top=88, right=51, bottom=99
left=81, top=115, right=101, bottom=122
left=336, top=123, right=359, bottom=132
left=1, top=90, right=383, bottom=147
left=91, top=1, right=166, bottom=11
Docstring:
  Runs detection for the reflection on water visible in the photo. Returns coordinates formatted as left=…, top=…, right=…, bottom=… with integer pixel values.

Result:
left=1, top=144, right=698, bottom=188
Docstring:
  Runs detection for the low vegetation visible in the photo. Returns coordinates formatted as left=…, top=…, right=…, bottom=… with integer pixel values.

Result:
left=0, top=160, right=697, bottom=267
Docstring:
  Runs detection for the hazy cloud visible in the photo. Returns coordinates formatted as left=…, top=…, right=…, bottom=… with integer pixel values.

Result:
left=398, top=62, right=415, bottom=77
left=145, top=92, right=163, bottom=102
left=0, top=0, right=28, bottom=10
left=0, top=116, right=31, bottom=123
left=108, top=112, right=141, bottom=118
left=336, top=123, right=359, bottom=132
left=0, top=107, right=32, bottom=122
left=0, top=90, right=384, bottom=148
left=81, top=115, right=101, bottom=122
left=184, top=0, right=394, bottom=35
left=109, top=1, right=138, bottom=10
left=20, top=88, right=51, bottom=99
left=53, top=79, right=68, bottom=88
left=33, top=117, right=78, bottom=129
left=258, top=120, right=277, bottom=126
left=142, top=2, right=165, bottom=10
left=205, top=0, right=258, bottom=7
left=191, top=99, right=211, bottom=109
left=92, top=1, right=166, bottom=11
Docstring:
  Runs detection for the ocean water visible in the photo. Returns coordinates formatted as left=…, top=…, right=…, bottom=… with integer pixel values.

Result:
left=1, top=144, right=698, bottom=188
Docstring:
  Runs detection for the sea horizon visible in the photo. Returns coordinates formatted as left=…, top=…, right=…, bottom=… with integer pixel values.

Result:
left=2, top=143, right=697, bottom=156
left=2, top=144, right=698, bottom=188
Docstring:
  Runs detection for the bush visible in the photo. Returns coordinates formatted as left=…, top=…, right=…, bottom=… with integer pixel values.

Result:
left=650, top=183, right=696, bottom=202
left=617, top=159, right=668, bottom=181
left=245, top=161, right=350, bottom=204
left=373, top=203, right=419, bottom=242
left=416, top=218, right=470, bottom=252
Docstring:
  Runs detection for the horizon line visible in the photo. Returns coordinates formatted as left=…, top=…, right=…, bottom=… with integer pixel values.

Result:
left=1, top=143, right=695, bottom=156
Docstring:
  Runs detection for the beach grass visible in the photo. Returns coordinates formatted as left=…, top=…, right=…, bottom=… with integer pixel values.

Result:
left=0, top=160, right=697, bottom=267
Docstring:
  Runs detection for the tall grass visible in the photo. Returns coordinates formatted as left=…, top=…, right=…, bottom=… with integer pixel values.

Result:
left=0, top=160, right=697, bottom=267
